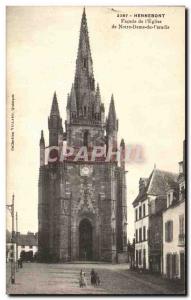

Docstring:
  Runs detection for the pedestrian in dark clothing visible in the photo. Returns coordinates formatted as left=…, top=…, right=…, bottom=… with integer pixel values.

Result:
left=90, top=269, right=96, bottom=286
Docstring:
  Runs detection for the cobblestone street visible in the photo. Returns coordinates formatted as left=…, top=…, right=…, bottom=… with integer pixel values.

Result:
left=6, top=263, right=185, bottom=295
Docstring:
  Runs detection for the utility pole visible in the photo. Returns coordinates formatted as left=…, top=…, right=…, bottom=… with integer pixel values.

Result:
left=16, top=212, right=18, bottom=271
left=6, top=194, right=15, bottom=284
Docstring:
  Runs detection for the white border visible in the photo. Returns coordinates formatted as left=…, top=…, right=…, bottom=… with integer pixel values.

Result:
left=1, top=0, right=190, bottom=299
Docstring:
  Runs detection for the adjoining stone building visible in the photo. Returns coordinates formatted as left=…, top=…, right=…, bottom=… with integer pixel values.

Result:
left=163, top=141, right=185, bottom=280
left=38, top=8, right=127, bottom=262
left=133, top=167, right=178, bottom=272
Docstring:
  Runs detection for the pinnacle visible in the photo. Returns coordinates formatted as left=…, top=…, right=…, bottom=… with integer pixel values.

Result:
left=40, top=130, right=45, bottom=146
left=111, top=94, right=114, bottom=104
left=109, top=94, right=116, bottom=119
left=95, top=83, right=101, bottom=102
left=120, top=138, right=125, bottom=148
left=96, top=83, right=100, bottom=94
left=70, top=84, right=77, bottom=111
left=66, top=93, right=70, bottom=109
left=50, top=91, right=60, bottom=116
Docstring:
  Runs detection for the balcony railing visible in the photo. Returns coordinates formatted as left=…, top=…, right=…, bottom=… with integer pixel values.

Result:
left=178, top=234, right=185, bottom=246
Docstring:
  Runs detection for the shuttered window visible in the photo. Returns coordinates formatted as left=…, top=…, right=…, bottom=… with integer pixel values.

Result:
left=135, top=209, right=138, bottom=221
left=136, top=250, right=138, bottom=266
left=136, top=229, right=138, bottom=243
left=139, top=206, right=142, bottom=219
left=175, top=254, right=179, bottom=276
left=139, top=249, right=142, bottom=265
left=139, top=228, right=142, bottom=242
left=179, top=215, right=184, bottom=235
left=143, top=226, right=146, bottom=241
left=165, top=221, right=173, bottom=242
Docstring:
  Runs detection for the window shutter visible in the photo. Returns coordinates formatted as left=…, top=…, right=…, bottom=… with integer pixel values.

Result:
left=170, top=221, right=173, bottom=241
left=170, top=254, right=173, bottom=279
left=165, top=222, right=168, bottom=242
left=172, top=254, right=176, bottom=277
left=176, top=254, right=179, bottom=276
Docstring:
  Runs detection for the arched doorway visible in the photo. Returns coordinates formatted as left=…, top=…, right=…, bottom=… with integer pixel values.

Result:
left=79, top=218, right=93, bottom=260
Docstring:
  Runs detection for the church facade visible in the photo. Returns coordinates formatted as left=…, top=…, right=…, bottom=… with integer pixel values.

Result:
left=38, top=8, right=127, bottom=262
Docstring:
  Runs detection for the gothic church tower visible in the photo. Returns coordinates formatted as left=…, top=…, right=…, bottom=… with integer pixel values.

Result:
left=38, top=8, right=127, bottom=262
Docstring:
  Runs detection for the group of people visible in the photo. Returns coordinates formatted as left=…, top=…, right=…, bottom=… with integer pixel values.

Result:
left=79, top=269, right=100, bottom=288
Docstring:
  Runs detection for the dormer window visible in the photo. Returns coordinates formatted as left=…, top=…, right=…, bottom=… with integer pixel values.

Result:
left=179, top=161, right=183, bottom=174
left=167, top=193, right=171, bottom=208
left=167, top=190, right=174, bottom=208
left=180, top=186, right=185, bottom=201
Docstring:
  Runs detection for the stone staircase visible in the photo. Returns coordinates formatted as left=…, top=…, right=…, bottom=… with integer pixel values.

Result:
left=48, top=268, right=106, bottom=294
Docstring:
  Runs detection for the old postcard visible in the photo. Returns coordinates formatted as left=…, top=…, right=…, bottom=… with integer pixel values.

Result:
left=6, top=6, right=186, bottom=295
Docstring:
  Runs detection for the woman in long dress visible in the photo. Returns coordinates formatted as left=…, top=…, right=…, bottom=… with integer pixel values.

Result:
left=79, top=270, right=87, bottom=288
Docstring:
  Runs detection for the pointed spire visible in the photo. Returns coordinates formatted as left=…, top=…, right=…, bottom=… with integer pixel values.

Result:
left=40, top=130, right=45, bottom=146
left=50, top=91, right=60, bottom=116
left=120, top=138, right=125, bottom=149
left=74, top=7, right=95, bottom=106
left=79, top=7, right=90, bottom=52
left=70, top=84, right=77, bottom=112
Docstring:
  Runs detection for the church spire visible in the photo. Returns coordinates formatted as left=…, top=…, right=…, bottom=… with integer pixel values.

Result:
left=50, top=91, right=60, bottom=116
left=74, top=7, right=95, bottom=109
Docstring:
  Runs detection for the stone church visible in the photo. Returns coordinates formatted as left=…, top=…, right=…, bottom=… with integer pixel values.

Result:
left=38, top=8, right=127, bottom=262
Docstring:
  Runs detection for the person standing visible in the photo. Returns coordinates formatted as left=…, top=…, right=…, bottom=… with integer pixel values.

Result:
left=79, top=270, right=87, bottom=288
left=91, top=269, right=96, bottom=286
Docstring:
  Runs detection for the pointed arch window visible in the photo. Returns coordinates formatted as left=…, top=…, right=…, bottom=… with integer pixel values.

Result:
left=84, top=130, right=89, bottom=147
left=83, top=58, right=87, bottom=68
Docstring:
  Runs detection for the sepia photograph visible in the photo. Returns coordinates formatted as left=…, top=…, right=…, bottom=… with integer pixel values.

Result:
left=6, top=6, right=186, bottom=295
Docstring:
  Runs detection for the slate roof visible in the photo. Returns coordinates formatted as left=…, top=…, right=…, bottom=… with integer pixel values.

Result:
left=133, top=168, right=178, bottom=207
left=17, top=233, right=38, bottom=247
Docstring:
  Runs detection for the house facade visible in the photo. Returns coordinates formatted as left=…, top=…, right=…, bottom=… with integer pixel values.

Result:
left=163, top=142, right=185, bottom=280
left=6, top=231, right=38, bottom=262
left=133, top=168, right=178, bottom=273
left=17, top=232, right=38, bottom=260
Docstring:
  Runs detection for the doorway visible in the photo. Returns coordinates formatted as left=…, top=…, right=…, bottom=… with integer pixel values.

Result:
left=79, top=218, right=93, bottom=260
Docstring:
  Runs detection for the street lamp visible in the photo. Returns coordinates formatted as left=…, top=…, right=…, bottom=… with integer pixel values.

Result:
left=6, top=194, right=15, bottom=284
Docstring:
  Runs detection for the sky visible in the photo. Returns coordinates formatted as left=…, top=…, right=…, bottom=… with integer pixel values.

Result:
left=6, top=6, right=185, bottom=241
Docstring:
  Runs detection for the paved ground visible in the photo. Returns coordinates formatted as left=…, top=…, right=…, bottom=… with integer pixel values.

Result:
left=6, top=262, right=186, bottom=295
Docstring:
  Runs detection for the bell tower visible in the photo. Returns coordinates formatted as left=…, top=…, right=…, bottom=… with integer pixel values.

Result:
left=65, top=8, right=105, bottom=148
